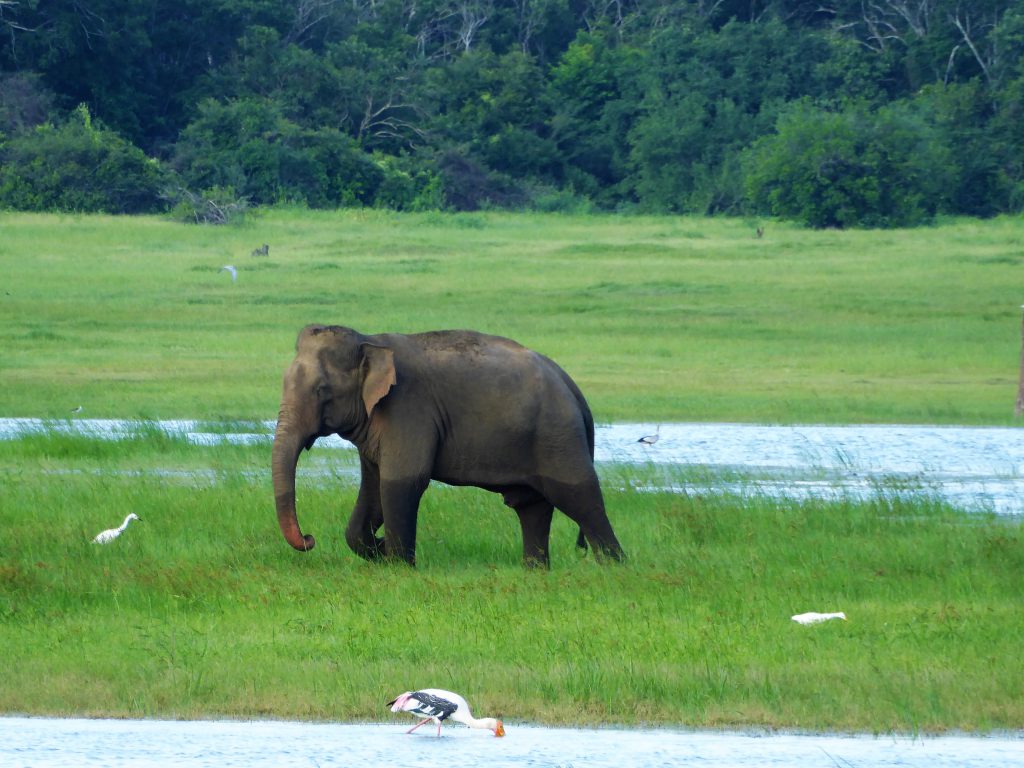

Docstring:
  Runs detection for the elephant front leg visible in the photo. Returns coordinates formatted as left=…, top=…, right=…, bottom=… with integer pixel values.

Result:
left=345, top=457, right=386, bottom=560
left=380, top=476, right=429, bottom=565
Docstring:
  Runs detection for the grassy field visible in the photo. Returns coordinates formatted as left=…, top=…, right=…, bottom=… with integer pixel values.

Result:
left=2, top=210, right=1022, bottom=424
left=1, top=211, right=1022, bottom=734
left=1, top=433, right=1021, bottom=733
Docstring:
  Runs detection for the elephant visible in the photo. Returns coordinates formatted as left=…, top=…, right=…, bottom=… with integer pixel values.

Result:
left=271, top=324, right=625, bottom=567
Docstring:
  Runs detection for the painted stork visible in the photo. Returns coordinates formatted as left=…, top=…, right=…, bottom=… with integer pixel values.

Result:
left=387, top=689, right=505, bottom=737
left=93, top=513, right=140, bottom=544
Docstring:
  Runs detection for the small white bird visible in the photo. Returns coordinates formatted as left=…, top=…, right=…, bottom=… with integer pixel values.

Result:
left=219, top=265, right=237, bottom=282
left=388, top=689, right=505, bottom=737
left=637, top=425, right=660, bottom=446
left=791, top=611, right=846, bottom=625
left=93, top=513, right=141, bottom=544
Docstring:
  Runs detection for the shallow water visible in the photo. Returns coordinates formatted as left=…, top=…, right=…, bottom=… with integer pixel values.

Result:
left=3, top=418, right=1023, bottom=515
left=1, top=718, right=1020, bottom=768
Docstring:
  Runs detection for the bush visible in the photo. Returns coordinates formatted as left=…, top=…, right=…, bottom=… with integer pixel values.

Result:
left=0, top=105, right=166, bottom=214
left=0, top=72, right=55, bottom=135
left=437, top=150, right=527, bottom=211
left=164, top=186, right=250, bottom=225
left=743, top=102, right=953, bottom=228
left=371, top=154, right=445, bottom=212
left=172, top=98, right=385, bottom=207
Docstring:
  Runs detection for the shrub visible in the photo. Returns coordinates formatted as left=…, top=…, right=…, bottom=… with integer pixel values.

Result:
left=0, top=105, right=166, bottom=214
left=172, top=98, right=384, bottom=207
left=164, top=186, right=250, bottom=225
left=371, top=154, right=445, bottom=212
left=0, top=72, right=55, bottom=135
left=743, top=101, right=953, bottom=228
left=437, top=150, right=527, bottom=211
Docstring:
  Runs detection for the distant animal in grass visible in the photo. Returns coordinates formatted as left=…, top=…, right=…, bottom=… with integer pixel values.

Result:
left=93, top=513, right=140, bottom=544
left=251, top=244, right=269, bottom=257
left=388, top=689, right=505, bottom=737
left=220, top=265, right=237, bottom=282
left=70, top=405, right=83, bottom=414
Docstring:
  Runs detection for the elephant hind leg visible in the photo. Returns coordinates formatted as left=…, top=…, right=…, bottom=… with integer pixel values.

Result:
left=543, top=476, right=624, bottom=563
left=501, top=487, right=554, bottom=568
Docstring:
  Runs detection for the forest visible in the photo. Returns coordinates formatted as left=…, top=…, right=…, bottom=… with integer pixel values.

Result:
left=1, top=0, right=1022, bottom=227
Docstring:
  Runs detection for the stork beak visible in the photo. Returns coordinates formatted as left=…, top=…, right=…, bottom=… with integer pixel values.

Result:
left=495, top=720, right=505, bottom=737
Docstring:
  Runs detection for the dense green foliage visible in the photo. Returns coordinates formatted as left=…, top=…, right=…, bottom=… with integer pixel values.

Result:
left=2, top=1, right=1024, bottom=225
left=0, top=105, right=166, bottom=213
left=1, top=433, right=1021, bottom=731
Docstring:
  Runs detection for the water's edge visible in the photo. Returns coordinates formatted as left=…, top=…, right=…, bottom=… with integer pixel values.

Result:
left=1, top=716, right=1020, bottom=768
left=4, top=419, right=1023, bottom=515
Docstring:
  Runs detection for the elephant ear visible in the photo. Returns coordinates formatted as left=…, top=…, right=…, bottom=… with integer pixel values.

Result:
left=360, top=344, right=396, bottom=418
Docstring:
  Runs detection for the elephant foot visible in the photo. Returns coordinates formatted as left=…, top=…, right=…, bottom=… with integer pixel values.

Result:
left=349, top=535, right=386, bottom=560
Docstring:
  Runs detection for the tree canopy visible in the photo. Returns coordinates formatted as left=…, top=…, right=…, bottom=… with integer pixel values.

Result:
left=2, top=0, right=1022, bottom=226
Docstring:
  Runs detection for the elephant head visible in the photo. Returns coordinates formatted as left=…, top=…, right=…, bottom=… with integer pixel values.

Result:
left=272, top=325, right=396, bottom=552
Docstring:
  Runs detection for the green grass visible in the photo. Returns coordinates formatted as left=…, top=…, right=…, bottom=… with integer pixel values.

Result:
left=0, top=435, right=1021, bottom=732
left=1, top=210, right=1022, bottom=423
left=1, top=210, right=1023, bottom=733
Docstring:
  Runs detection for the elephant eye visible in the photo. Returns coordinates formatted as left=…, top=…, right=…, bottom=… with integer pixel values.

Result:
left=316, top=383, right=331, bottom=399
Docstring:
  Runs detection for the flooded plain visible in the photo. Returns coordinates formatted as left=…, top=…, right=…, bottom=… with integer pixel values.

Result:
left=3, top=418, right=1023, bottom=515
left=1, top=717, right=1021, bottom=768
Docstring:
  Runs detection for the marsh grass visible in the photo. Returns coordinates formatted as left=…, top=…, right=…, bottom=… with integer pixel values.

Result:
left=2, top=210, right=1022, bottom=423
left=1, top=436, right=1020, bottom=732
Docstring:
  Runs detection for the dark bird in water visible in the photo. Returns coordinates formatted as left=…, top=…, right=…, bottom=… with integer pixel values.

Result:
left=637, top=425, right=660, bottom=445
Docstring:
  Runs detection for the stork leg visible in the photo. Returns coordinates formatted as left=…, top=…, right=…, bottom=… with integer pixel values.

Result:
left=406, top=718, right=433, bottom=734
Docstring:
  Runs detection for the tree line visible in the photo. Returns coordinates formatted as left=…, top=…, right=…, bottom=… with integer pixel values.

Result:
left=1, top=0, right=1022, bottom=227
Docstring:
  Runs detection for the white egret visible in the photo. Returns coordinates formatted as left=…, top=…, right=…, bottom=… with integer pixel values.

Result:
left=791, top=611, right=846, bottom=625
left=93, top=513, right=141, bottom=544
left=220, top=265, right=237, bottom=282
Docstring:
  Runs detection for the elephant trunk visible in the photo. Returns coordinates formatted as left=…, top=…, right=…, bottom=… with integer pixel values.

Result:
left=272, top=415, right=316, bottom=552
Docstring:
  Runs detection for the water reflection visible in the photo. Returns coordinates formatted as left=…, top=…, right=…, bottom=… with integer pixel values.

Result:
left=1, top=718, right=1020, bottom=768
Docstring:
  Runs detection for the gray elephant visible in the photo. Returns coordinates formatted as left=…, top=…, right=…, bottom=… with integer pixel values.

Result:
left=272, top=324, right=624, bottom=567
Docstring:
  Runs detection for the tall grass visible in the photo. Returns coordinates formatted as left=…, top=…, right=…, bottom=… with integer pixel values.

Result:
left=1, top=210, right=1022, bottom=423
left=1, top=437, right=1020, bottom=731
